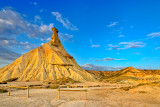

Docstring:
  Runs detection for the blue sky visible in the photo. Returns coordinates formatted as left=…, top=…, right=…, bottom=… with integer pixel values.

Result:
left=0, top=0, right=160, bottom=70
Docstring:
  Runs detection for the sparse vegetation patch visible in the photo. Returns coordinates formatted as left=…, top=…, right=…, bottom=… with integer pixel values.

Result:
left=0, top=89, right=8, bottom=93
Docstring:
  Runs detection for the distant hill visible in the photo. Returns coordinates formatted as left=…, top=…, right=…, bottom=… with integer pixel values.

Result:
left=86, top=67, right=160, bottom=84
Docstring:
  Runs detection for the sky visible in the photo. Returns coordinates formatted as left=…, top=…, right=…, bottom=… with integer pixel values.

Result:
left=0, top=0, right=160, bottom=71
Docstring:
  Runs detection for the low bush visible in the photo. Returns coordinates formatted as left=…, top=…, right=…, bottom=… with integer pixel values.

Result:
left=0, top=89, right=8, bottom=93
left=0, top=81, right=7, bottom=84
left=139, top=91, right=147, bottom=93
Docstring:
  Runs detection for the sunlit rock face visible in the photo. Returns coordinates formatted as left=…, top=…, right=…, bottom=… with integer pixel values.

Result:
left=0, top=27, right=95, bottom=82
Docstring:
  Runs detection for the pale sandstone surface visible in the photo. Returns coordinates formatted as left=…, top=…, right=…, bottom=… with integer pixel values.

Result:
left=0, top=82, right=160, bottom=107
left=0, top=27, right=95, bottom=82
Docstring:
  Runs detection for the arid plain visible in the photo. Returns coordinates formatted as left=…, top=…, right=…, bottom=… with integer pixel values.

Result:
left=0, top=81, right=160, bottom=107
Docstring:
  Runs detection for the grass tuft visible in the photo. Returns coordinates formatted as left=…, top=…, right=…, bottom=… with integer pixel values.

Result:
left=139, top=91, right=147, bottom=93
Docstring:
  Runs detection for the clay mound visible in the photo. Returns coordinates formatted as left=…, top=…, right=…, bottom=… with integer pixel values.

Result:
left=94, top=67, right=148, bottom=83
left=86, top=67, right=160, bottom=84
left=0, top=27, right=95, bottom=82
left=118, top=66, right=147, bottom=77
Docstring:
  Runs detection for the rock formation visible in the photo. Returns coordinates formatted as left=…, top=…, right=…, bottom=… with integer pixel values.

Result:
left=118, top=66, right=147, bottom=77
left=0, top=27, right=95, bottom=82
left=87, top=67, right=160, bottom=84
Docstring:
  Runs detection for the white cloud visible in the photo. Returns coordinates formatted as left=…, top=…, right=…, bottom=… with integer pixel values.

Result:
left=59, top=33, right=73, bottom=41
left=24, top=45, right=32, bottom=50
left=89, top=39, right=100, bottom=48
left=119, top=42, right=145, bottom=48
left=0, top=47, right=21, bottom=60
left=0, top=18, right=13, bottom=25
left=107, top=22, right=118, bottom=27
left=0, top=38, right=18, bottom=47
left=3, top=40, right=9, bottom=44
left=94, top=57, right=126, bottom=61
left=41, top=38, right=50, bottom=41
left=0, top=8, right=54, bottom=46
left=33, top=2, right=37, bottom=6
left=20, top=42, right=29, bottom=45
left=51, top=12, right=78, bottom=31
left=156, top=47, right=160, bottom=50
left=118, top=35, right=125, bottom=38
left=91, top=45, right=100, bottom=48
left=81, top=64, right=124, bottom=71
left=147, top=32, right=160, bottom=38
left=39, top=24, right=53, bottom=33
left=30, top=2, right=38, bottom=6
left=108, top=42, right=145, bottom=50
left=34, top=15, right=41, bottom=22
left=20, top=41, right=37, bottom=50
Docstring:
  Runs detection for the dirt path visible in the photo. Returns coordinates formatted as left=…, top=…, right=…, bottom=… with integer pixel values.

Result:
left=0, top=83, right=160, bottom=107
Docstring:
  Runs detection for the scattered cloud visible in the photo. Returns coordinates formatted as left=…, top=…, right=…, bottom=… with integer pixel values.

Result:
left=0, top=8, right=54, bottom=47
left=90, top=39, right=100, bottom=48
left=119, top=42, right=145, bottom=48
left=133, top=52, right=141, bottom=55
left=41, top=38, right=50, bottom=41
left=59, top=33, right=73, bottom=41
left=147, top=32, right=160, bottom=39
left=51, top=12, right=78, bottom=31
left=156, top=47, right=160, bottom=50
left=40, top=9, right=45, bottom=13
left=89, top=39, right=93, bottom=44
left=130, top=26, right=134, bottom=28
left=118, top=35, right=125, bottom=38
left=0, top=47, right=21, bottom=60
left=0, top=38, right=18, bottom=47
left=108, top=44, right=119, bottom=50
left=91, top=45, right=100, bottom=48
left=81, top=64, right=124, bottom=71
left=20, top=42, right=37, bottom=50
left=94, top=57, right=126, bottom=61
left=142, top=57, right=148, bottom=60
left=108, top=42, right=145, bottom=50
left=30, top=2, right=38, bottom=6
left=107, top=22, right=118, bottom=27
left=34, top=15, right=41, bottom=22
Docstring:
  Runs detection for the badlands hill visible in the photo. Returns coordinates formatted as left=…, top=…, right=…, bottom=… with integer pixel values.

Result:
left=87, top=67, right=160, bottom=84
left=0, top=27, right=95, bottom=82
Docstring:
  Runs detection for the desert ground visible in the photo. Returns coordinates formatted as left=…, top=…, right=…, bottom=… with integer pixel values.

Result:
left=0, top=82, right=160, bottom=107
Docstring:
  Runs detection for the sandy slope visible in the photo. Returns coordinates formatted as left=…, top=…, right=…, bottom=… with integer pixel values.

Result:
left=0, top=82, right=160, bottom=107
left=0, top=27, right=95, bottom=82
